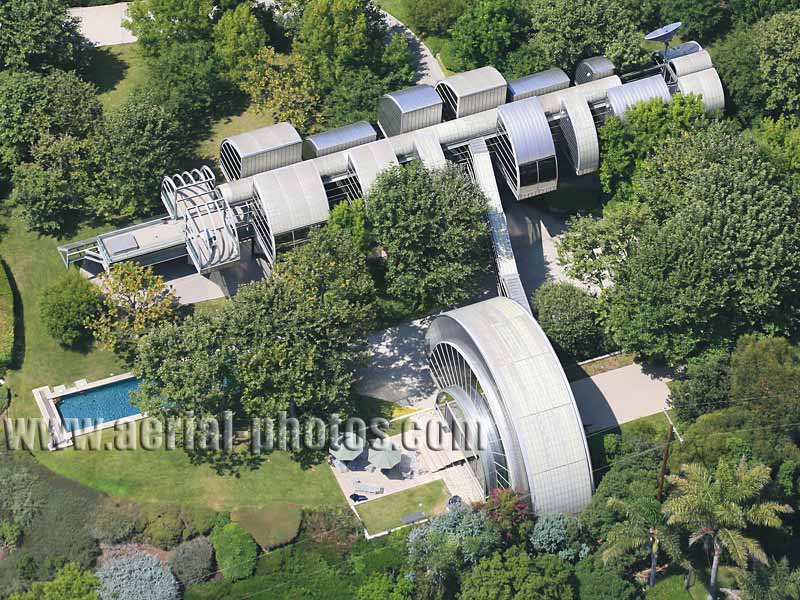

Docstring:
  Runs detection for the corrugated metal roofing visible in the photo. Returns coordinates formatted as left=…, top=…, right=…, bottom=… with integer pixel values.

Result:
left=382, top=84, right=443, bottom=113
left=574, top=56, right=615, bottom=84
left=252, top=161, right=329, bottom=236
left=497, top=97, right=556, bottom=165
left=303, top=121, right=377, bottom=159
left=537, top=75, right=622, bottom=114
left=426, top=297, right=595, bottom=514
left=607, top=75, right=671, bottom=119
left=378, top=85, right=444, bottom=137
left=677, top=68, right=725, bottom=112
left=223, top=122, right=301, bottom=158
left=507, top=68, right=571, bottom=101
left=413, top=129, right=447, bottom=170
left=347, top=139, right=399, bottom=195
left=436, top=66, right=508, bottom=118
left=669, top=49, right=713, bottom=77
left=559, top=95, right=599, bottom=176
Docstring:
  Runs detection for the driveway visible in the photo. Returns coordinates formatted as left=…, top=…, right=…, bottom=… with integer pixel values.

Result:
left=69, top=2, right=135, bottom=47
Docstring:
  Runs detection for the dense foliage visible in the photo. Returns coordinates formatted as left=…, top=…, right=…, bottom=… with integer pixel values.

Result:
left=96, top=552, right=180, bottom=600
left=367, top=164, right=491, bottom=313
left=8, top=563, right=99, bottom=600
left=39, top=270, right=104, bottom=348
left=210, top=521, right=258, bottom=581
left=0, top=260, right=14, bottom=370
left=169, top=537, right=214, bottom=588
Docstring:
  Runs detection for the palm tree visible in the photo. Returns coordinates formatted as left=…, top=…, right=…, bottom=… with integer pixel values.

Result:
left=602, top=489, right=685, bottom=588
left=662, top=459, right=793, bottom=600
left=735, top=557, right=800, bottom=600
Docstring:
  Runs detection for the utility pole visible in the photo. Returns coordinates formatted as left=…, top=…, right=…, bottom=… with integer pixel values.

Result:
left=657, top=410, right=682, bottom=501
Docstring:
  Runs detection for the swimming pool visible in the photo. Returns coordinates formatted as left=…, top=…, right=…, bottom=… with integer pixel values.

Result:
left=56, top=377, right=142, bottom=432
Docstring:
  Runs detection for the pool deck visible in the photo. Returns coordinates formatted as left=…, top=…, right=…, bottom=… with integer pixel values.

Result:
left=32, top=373, right=145, bottom=451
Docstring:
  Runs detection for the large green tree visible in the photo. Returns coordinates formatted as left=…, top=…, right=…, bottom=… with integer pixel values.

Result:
left=756, top=10, right=800, bottom=117
left=448, top=0, right=529, bottom=72
left=608, top=124, right=800, bottom=364
left=713, top=25, right=766, bottom=124
left=749, top=115, right=800, bottom=195
left=8, top=563, right=99, bottom=600
left=126, top=0, right=215, bottom=57
left=405, top=0, right=471, bottom=35
left=663, top=459, right=793, bottom=600
left=460, top=546, right=575, bottom=600
left=661, top=0, right=730, bottom=43
left=367, top=164, right=491, bottom=313
left=213, top=1, right=269, bottom=87
left=0, top=0, right=86, bottom=72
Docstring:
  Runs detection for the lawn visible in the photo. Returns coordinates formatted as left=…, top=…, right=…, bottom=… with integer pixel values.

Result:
left=194, top=105, right=275, bottom=167
left=86, top=43, right=150, bottom=111
left=356, top=479, right=449, bottom=534
left=647, top=566, right=738, bottom=600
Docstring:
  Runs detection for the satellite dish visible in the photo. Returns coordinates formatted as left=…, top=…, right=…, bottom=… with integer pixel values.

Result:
left=645, top=22, right=682, bottom=43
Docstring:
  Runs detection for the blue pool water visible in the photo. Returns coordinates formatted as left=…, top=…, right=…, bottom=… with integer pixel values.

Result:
left=56, top=377, right=142, bottom=432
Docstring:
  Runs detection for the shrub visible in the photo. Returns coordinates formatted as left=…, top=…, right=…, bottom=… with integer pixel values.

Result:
left=668, top=347, right=731, bottom=423
left=182, top=505, right=217, bottom=538
left=530, top=513, right=570, bottom=554
left=210, top=521, right=258, bottom=581
left=140, top=504, right=185, bottom=549
left=0, top=520, right=22, bottom=548
left=0, top=260, right=14, bottom=370
left=574, top=554, right=637, bottom=600
left=405, top=0, right=470, bottom=35
left=231, top=504, right=302, bottom=550
left=169, top=537, right=214, bottom=588
left=8, top=562, right=99, bottom=600
left=532, top=282, right=608, bottom=361
left=97, top=552, right=179, bottom=600
left=91, top=498, right=141, bottom=544
left=39, top=270, right=103, bottom=347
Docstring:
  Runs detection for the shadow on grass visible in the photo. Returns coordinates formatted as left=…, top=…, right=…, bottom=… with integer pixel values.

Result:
left=85, top=46, right=128, bottom=95
left=1, top=259, right=25, bottom=371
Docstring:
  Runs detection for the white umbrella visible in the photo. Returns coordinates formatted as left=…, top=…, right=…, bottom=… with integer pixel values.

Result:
left=368, top=438, right=402, bottom=470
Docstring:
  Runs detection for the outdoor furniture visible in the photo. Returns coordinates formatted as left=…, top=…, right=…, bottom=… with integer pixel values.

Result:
left=354, top=483, right=384, bottom=494
left=401, top=511, right=425, bottom=525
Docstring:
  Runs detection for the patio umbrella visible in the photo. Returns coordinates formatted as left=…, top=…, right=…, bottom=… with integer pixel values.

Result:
left=330, top=432, right=365, bottom=462
left=368, top=438, right=402, bottom=470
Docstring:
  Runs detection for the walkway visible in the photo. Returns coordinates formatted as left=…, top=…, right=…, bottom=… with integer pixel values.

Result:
left=381, top=11, right=445, bottom=86
left=69, top=2, right=135, bottom=47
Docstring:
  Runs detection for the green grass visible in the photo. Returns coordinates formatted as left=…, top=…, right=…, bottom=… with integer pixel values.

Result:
left=647, top=566, right=738, bottom=600
left=0, top=213, right=124, bottom=422
left=356, top=480, right=449, bottom=534
left=86, top=43, right=150, bottom=111
left=231, top=503, right=303, bottom=549
left=194, top=105, right=275, bottom=166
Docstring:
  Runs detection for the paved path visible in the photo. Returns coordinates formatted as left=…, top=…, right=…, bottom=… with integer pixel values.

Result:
left=382, top=11, right=446, bottom=86
left=69, top=2, right=135, bottom=47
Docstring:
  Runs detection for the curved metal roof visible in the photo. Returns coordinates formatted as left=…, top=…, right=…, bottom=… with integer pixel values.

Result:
left=437, top=66, right=507, bottom=97
left=382, top=84, right=443, bottom=113
left=560, top=94, right=599, bottom=176
left=669, top=49, right=712, bottom=77
left=425, top=296, right=595, bottom=514
left=507, top=68, right=570, bottom=101
left=658, top=40, right=702, bottom=61
left=537, top=75, right=622, bottom=114
left=413, top=129, right=447, bottom=170
left=574, top=56, right=615, bottom=84
left=222, top=122, right=301, bottom=159
left=303, top=121, right=377, bottom=159
left=497, top=96, right=556, bottom=165
left=347, top=139, right=399, bottom=195
left=677, top=68, right=725, bottom=112
left=252, top=161, right=329, bottom=236
left=607, top=75, right=671, bottom=120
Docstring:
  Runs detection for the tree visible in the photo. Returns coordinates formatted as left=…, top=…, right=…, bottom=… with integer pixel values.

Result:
left=242, top=47, right=323, bottom=135
left=295, top=0, right=388, bottom=94
left=603, top=488, right=684, bottom=588
left=40, top=70, right=103, bottom=141
left=448, top=0, right=528, bottom=72
left=91, top=91, right=186, bottom=222
left=367, top=163, right=491, bottom=313
left=9, top=563, right=99, bottom=600
left=89, top=262, right=178, bottom=360
left=328, top=198, right=369, bottom=256
left=213, top=2, right=269, bottom=87
left=556, top=200, right=654, bottom=291
left=713, top=26, right=767, bottom=124
left=729, top=0, right=800, bottom=24
left=531, top=282, right=607, bottom=361
left=96, top=552, right=179, bottom=600
left=734, top=557, right=800, bottom=600
left=663, top=459, right=793, bottom=600
left=749, top=115, right=800, bottom=195
left=756, top=10, right=800, bottom=117
left=356, top=573, right=414, bottom=600
left=11, top=135, right=93, bottom=235
left=504, top=0, right=646, bottom=79
left=460, top=546, right=575, bottom=600
left=40, top=270, right=104, bottom=348
left=661, top=0, right=730, bottom=44
left=728, top=335, right=800, bottom=425
left=0, top=0, right=87, bottom=72
left=608, top=124, right=800, bottom=364
left=668, top=347, right=731, bottom=424
left=210, top=521, right=258, bottom=581
left=405, top=0, right=469, bottom=35
left=126, top=0, right=215, bottom=57
left=598, top=95, right=708, bottom=199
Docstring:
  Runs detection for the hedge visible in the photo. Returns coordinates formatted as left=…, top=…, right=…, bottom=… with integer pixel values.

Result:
left=0, top=259, right=15, bottom=371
